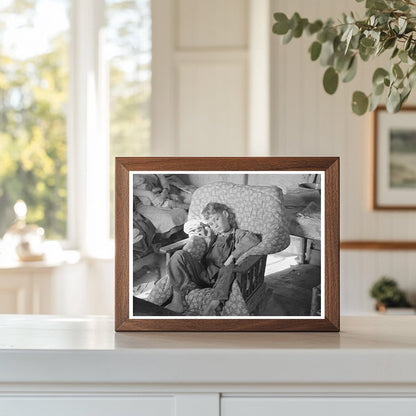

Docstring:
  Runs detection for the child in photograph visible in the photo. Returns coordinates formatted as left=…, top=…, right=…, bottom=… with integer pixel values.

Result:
left=199, top=202, right=260, bottom=315
left=146, top=202, right=260, bottom=315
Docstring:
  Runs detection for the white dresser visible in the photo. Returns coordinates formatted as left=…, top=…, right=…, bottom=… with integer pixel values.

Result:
left=0, top=315, right=415, bottom=415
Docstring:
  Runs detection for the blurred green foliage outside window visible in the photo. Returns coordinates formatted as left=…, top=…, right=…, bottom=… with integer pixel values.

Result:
left=0, top=0, right=151, bottom=241
left=0, top=0, right=69, bottom=239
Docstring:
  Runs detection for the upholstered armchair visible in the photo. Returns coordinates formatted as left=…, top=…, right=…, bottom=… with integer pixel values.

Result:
left=177, top=181, right=290, bottom=315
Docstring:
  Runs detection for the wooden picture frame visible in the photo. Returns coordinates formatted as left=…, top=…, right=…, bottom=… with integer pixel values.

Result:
left=115, top=157, right=339, bottom=331
left=373, top=106, right=416, bottom=210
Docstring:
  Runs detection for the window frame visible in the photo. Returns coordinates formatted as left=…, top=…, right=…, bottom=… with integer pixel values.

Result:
left=68, top=0, right=111, bottom=257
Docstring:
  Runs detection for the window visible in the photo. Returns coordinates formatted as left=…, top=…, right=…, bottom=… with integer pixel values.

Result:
left=0, top=0, right=151, bottom=252
left=0, top=0, right=70, bottom=239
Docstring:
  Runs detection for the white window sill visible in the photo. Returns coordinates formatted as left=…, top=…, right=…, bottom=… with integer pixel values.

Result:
left=0, top=250, right=81, bottom=270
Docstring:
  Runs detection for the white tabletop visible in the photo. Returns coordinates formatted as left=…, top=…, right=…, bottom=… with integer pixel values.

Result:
left=0, top=314, right=415, bottom=350
left=0, top=315, right=415, bottom=386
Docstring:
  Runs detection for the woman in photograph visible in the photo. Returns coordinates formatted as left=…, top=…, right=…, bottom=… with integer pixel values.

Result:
left=147, top=202, right=259, bottom=315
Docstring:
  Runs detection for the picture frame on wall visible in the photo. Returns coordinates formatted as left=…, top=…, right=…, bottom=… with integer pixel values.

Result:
left=374, top=106, right=416, bottom=210
left=115, top=157, right=339, bottom=332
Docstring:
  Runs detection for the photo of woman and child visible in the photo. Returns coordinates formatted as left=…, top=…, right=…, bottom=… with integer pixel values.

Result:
left=147, top=202, right=260, bottom=315
left=131, top=173, right=322, bottom=318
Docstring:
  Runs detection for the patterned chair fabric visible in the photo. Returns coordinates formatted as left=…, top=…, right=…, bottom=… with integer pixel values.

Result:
left=186, top=280, right=250, bottom=316
left=188, top=181, right=290, bottom=262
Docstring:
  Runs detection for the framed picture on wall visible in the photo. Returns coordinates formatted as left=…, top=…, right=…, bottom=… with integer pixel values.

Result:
left=374, top=106, right=416, bottom=209
left=115, top=157, right=339, bottom=332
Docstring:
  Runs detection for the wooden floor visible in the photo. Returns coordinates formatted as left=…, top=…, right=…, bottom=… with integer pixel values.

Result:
left=261, top=264, right=321, bottom=316
left=133, top=257, right=321, bottom=317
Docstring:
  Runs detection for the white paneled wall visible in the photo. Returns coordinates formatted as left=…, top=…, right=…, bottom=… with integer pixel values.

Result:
left=152, top=0, right=249, bottom=156
left=177, top=0, right=248, bottom=48
left=177, top=58, right=247, bottom=155
left=271, top=0, right=416, bottom=313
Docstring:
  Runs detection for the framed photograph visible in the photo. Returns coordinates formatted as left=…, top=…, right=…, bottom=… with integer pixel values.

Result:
left=115, top=157, right=339, bottom=331
left=374, top=106, right=416, bottom=209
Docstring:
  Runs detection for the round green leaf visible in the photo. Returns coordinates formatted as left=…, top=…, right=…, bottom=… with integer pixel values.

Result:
left=342, top=56, right=358, bottom=83
left=360, top=37, right=375, bottom=48
left=325, top=27, right=338, bottom=42
left=309, top=41, right=322, bottom=61
left=393, top=0, right=409, bottom=11
left=290, top=13, right=301, bottom=30
left=373, top=82, right=385, bottom=96
left=387, top=88, right=401, bottom=113
left=320, top=41, right=335, bottom=66
left=391, top=47, right=399, bottom=59
left=307, top=20, right=323, bottom=35
left=384, top=37, right=396, bottom=50
left=372, top=68, right=389, bottom=86
left=293, top=18, right=308, bottom=38
left=282, top=29, right=293, bottom=44
left=393, top=63, right=404, bottom=79
left=369, top=92, right=383, bottom=112
left=273, top=13, right=290, bottom=35
left=323, top=67, right=339, bottom=95
left=352, top=91, right=369, bottom=115
left=317, top=30, right=328, bottom=43
left=334, top=52, right=352, bottom=73
left=399, top=50, right=408, bottom=63
left=293, top=23, right=303, bottom=38
left=359, top=44, right=375, bottom=62
left=349, top=33, right=361, bottom=50
left=367, top=0, right=388, bottom=11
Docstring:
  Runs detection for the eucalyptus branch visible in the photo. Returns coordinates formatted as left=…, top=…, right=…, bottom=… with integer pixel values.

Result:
left=397, top=32, right=416, bottom=44
left=272, top=0, right=416, bottom=115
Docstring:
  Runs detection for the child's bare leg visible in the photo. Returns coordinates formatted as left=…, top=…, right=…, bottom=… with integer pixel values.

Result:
left=166, top=289, right=184, bottom=313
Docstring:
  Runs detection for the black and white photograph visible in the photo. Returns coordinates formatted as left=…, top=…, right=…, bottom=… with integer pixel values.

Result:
left=129, top=172, right=323, bottom=318
left=389, top=129, right=416, bottom=189
left=374, top=107, right=416, bottom=209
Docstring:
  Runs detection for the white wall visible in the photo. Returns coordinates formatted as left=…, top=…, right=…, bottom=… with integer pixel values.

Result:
left=271, top=0, right=416, bottom=313
left=152, top=0, right=250, bottom=156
